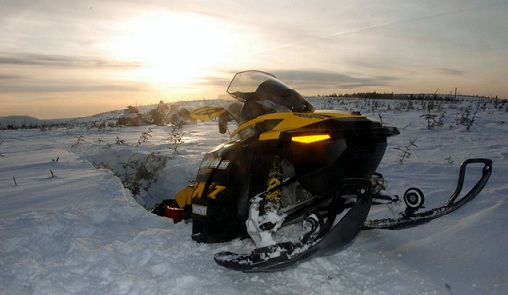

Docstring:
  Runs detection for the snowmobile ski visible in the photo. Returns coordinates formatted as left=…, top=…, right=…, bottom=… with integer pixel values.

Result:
left=364, top=158, right=492, bottom=230
left=214, top=179, right=372, bottom=272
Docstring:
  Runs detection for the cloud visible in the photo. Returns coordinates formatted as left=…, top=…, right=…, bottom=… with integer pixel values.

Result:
left=0, top=52, right=146, bottom=94
left=274, top=70, right=397, bottom=90
left=197, top=69, right=398, bottom=96
left=0, top=53, right=141, bottom=68
left=437, top=68, right=464, bottom=76
left=0, top=73, right=22, bottom=80
left=0, top=80, right=148, bottom=94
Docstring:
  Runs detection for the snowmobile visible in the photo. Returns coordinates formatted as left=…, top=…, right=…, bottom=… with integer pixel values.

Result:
left=152, top=70, right=492, bottom=272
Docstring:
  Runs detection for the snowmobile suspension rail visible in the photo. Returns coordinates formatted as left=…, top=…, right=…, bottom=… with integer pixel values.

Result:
left=363, top=158, right=492, bottom=230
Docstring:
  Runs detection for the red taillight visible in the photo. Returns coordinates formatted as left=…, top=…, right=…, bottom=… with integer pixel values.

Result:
left=163, top=206, right=184, bottom=223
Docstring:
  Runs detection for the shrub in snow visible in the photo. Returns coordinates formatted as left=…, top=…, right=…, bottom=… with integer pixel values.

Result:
left=119, top=152, right=170, bottom=197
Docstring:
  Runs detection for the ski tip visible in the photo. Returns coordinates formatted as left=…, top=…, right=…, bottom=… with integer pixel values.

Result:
left=214, top=251, right=240, bottom=263
left=214, top=251, right=259, bottom=271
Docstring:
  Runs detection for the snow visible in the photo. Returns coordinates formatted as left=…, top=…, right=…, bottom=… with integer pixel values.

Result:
left=1, top=96, right=507, bottom=295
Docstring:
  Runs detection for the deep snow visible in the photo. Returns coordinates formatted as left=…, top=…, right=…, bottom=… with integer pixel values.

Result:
left=1, top=96, right=507, bottom=295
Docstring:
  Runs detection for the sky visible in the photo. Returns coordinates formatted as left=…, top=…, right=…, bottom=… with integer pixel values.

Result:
left=1, top=0, right=508, bottom=119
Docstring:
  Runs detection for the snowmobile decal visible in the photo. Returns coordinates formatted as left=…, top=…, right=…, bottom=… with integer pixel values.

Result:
left=200, top=157, right=230, bottom=170
left=174, top=180, right=227, bottom=208
left=190, top=106, right=227, bottom=121
left=191, top=182, right=226, bottom=200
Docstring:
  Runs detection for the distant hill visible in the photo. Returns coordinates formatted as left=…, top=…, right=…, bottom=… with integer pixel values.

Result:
left=0, top=116, right=42, bottom=129
left=0, top=100, right=217, bottom=129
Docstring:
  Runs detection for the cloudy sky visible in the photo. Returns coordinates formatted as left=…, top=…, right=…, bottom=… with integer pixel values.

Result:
left=1, top=0, right=507, bottom=119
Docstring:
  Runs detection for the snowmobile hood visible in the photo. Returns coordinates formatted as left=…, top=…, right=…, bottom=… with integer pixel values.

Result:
left=231, top=110, right=399, bottom=141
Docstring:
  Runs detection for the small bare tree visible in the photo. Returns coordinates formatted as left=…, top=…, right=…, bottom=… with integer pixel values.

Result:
left=395, top=139, right=418, bottom=164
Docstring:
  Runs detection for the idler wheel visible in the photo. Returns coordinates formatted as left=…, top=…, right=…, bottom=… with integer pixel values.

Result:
left=403, top=187, right=425, bottom=209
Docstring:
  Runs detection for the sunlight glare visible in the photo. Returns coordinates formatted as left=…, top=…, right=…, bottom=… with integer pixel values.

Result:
left=105, top=12, right=233, bottom=86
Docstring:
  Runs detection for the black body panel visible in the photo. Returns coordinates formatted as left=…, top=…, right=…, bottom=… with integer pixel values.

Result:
left=190, top=115, right=397, bottom=243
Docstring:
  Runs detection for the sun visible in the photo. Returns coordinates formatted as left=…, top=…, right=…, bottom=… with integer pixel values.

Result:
left=102, top=11, right=234, bottom=87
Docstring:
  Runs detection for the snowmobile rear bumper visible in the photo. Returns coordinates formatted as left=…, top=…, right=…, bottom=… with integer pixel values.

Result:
left=364, top=158, right=493, bottom=230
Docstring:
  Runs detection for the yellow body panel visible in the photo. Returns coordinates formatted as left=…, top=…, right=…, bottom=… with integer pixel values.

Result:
left=231, top=110, right=364, bottom=141
left=175, top=183, right=195, bottom=208
left=190, top=106, right=227, bottom=121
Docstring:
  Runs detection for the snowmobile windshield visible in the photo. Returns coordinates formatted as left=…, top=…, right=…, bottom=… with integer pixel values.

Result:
left=225, top=70, right=315, bottom=123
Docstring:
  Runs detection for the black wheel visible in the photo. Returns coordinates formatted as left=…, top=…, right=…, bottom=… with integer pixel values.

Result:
left=403, top=187, right=425, bottom=209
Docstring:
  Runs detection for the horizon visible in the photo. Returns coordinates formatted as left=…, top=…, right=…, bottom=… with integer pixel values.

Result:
left=1, top=92, right=503, bottom=122
left=1, top=0, right=507, bottom=119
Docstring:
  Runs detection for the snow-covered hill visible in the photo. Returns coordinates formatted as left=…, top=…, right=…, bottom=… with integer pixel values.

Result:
left=0, top=96, right=506, bottom=294
left=0, top=100, right=220, bottom=129
left=0, top=115, right=42, bottom=129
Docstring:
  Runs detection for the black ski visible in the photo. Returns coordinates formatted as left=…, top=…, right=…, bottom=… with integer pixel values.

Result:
left=214, top=179, right=372, bottom=272
left=364, top=158, right=492, bottom=230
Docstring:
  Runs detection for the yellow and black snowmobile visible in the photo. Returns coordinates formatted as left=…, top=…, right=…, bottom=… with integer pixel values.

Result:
left=152, top=70, right=492, bottom=271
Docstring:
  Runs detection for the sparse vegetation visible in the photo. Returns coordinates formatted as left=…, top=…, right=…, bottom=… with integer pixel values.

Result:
left=137, top=128, right=153, bottom=145
left=95, top=137, right=105, bottom=146
left=420, top=100, right=446, bottom=130
left=115, top=136, right=126, bottom=145
left=395, top=139, right=418, bottom=164
left=168, top=125, right=184, bottom=154
left=119, top=152, right=170, bottom=196
left=71, top=134, right=85, bottom=147
left=453, top=104, right=480, bottom=132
